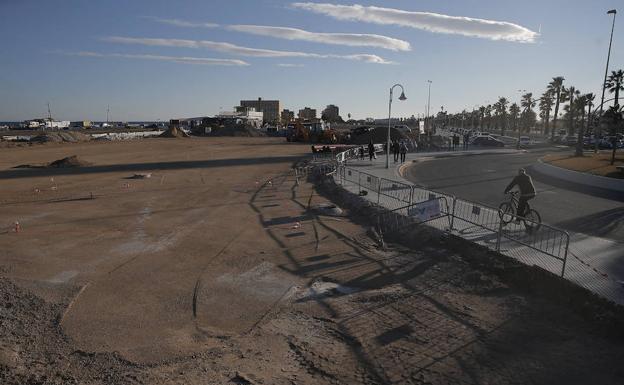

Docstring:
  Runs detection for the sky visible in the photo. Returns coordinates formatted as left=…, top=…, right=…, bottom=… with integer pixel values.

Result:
left=0, top=0, right=622, bottom=121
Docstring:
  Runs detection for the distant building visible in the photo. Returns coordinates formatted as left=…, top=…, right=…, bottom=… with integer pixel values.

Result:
left=281, top=109, right=295, bottom=124
left=321, top=104, right=341, bottom=122
left=24, top=118, right=70, bottom=129
left=217, top=106, right=263, bottom=128
left=70, top=120, right=92, bottom=129
left=240, top=97, right=281, bottom=124
left=298, top=107, right=317, bottom=120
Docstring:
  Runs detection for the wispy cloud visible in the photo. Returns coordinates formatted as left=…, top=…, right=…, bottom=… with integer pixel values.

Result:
left=143, top=16, right=218, bottom=28
left=227, top=25, right=409, bottom=51
left=142, top=16, right=409, bottom=51
left=67, top=51, right=249, bottom=66
left=103, top=36, right=394, bottom=64
left=291, top=3, right=538, bottom=43
left=277, top=63, right=305, bottom=67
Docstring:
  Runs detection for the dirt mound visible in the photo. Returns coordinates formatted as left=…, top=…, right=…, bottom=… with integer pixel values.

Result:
left=351, top=126, right=408, bottom=145
left=159, top=126, right=189, bottom=138
left=48, top=155, right=91, bottom=168
left=209, top=124, right=267, bottom=137
left=14, top=155, right=91, bottom=169
left=29, top=131, right=91, bottom=143
left=0, top=277, right=138, bottom=384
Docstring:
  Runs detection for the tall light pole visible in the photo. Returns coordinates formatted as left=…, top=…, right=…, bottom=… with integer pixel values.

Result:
left=426, top=80, right=432, bottom=132
left=386, top=84, right=407, bottom=169
left=597, top=9, right=617, bottom=152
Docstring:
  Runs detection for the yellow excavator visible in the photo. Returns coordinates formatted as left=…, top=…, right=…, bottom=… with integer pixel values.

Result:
left=286, top=120, right=337, bottom=144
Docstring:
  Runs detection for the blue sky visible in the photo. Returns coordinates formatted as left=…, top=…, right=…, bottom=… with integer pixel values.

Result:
left=0, top=0, right=622, bottom=121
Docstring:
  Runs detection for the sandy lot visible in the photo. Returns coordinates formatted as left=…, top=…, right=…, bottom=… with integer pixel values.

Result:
left=1, top=137, right=624, bottom=384
left=543, top=151, right=624, bottom=178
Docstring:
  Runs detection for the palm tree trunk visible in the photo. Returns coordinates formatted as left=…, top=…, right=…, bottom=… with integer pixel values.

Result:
left=551, top=93, right=560, bottom=141
left=575, top=108, right=585, bottom=156
left=545, top=112, right=550, bottom=136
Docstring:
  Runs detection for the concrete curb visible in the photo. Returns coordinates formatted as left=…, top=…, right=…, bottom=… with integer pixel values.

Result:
left=532, top=159, right=624, bottom=193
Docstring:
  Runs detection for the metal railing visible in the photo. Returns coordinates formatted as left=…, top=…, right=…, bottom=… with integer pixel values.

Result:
left=328, top=160, right=570, bottom=278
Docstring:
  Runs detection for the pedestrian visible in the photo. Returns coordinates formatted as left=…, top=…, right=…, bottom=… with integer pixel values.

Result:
left=368, top=140, right=375, bottom=161
left=400, top=141, right=408, bottom=163
left=453, top=134, right=459, bottom=150
left=359, top=146, right=365, bottom=160
left=463, top=134, right=469, bottom=149
left=390, top=140, right=397, bottom=162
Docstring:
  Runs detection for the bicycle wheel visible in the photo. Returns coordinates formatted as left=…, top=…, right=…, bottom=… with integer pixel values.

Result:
left=498, top=202, right=514, bottom=225
left=523, top=209, right=542, bottom=232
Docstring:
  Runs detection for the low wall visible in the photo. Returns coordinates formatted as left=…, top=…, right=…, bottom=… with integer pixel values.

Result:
left=533, top=158, right=624, bottom=193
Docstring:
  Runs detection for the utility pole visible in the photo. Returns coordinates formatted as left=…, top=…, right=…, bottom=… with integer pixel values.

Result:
left=597, top=9, right=617, bottom=152
left=47, top=102, right=52, bottom=121
left=106, top=105, right=110, bottom=124
left=426, top=80, right=432, bottom=133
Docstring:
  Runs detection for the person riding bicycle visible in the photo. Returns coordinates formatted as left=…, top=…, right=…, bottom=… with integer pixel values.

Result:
left=503, top=168, right=536, bottom=221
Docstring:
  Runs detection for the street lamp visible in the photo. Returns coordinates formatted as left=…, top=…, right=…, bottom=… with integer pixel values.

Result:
left=426, top=80, right=432, bottom=132
left=386, top=84, right=407, bottom=169
left=597, top=9, right=617, bottom=152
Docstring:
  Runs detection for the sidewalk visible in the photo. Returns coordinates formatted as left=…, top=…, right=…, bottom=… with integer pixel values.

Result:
left=337, top=148, right=624, bottom=306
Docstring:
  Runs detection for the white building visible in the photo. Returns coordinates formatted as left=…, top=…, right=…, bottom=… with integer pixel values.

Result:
left=217, top=107, right=263, bottom=128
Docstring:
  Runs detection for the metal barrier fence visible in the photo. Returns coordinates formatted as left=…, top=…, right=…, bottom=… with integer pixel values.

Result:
left=330, top=163, right=570, bottom=278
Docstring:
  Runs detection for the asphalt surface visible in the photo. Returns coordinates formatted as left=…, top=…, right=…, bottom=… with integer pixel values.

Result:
left=403, top=148, right=624, bottom=241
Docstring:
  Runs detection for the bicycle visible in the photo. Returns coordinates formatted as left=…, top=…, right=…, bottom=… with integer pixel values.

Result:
left=498, top=191, right=541, bottom=232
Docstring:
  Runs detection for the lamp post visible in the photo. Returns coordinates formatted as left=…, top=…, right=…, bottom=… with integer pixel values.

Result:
left=426, top=80, right=432, bottom=133
left=386, top=84, right=407, bottom=169
left=597, top=9, right=617, bottom=152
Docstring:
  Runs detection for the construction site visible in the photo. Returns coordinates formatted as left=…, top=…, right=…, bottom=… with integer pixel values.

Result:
left=1, top=136, right=624, bottom=385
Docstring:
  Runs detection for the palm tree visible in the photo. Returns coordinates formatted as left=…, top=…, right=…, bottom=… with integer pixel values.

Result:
left=485, top=105, right=493, bottom=130
left=547, top=76, right=565, bottom=141
left=561, top=86, right=580, bottom=136
left=574, top=95, right=589, bottom=156
left=539, top=90, right=554, bottom=136
left=509, top=103, right=520, bottom=133
left=494, top=97, right=509, bottom=135
left=605, top=69, right=624, bottom=108
left=478, top=106, right=486, bottom=129
left=520, top=93, right=536, bottom=131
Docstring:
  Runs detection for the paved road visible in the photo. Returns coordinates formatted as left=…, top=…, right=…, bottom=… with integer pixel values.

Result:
left=403, top=148, right=624, bottom=241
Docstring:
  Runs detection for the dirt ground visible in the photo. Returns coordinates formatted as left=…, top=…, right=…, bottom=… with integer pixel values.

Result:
left=543, top=151, right=624, bottom=178
left=1, top=137, right=624, bottom=385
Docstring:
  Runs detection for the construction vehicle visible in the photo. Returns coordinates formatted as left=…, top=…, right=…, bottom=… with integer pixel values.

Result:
left=286, top=119, right=338, bottom=144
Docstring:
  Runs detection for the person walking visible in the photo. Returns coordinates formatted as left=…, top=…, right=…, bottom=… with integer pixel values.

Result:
left=368, top=140, right=375, bottom=161
left=399, top=141, right=408, bottom=163
left=358, top=146, right=365, bottom=160
left=392, top=140, right=400, bottom=163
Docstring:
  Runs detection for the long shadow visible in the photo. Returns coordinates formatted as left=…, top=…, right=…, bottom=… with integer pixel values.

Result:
left=553, top=207, right=624, bottom=241
left=529, top=165, right=624, bottom=202
left=0, top=155, right=303, bottom=180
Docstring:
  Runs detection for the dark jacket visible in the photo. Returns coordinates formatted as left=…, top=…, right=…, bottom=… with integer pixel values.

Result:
left=504, top=174, right=536, bottom=196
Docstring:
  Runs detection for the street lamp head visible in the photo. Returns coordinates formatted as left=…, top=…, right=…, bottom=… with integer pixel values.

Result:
left=398, top=91, right=407, bottom=101
left=607, top=9, right=616, bottom=14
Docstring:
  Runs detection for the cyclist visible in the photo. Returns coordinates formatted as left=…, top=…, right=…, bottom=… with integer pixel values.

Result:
left=503, top=168, right=536, bottom=221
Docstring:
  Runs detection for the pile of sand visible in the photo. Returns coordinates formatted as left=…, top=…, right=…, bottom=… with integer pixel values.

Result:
left=159, top=126, right=189, bottom=138
left=30, top=131, right=91, bottom=143
left=351, top=127, right=408, bottom=145
left=48, top=155, right=91, bottom=168
left=14, top=155, right=91, bottom=169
